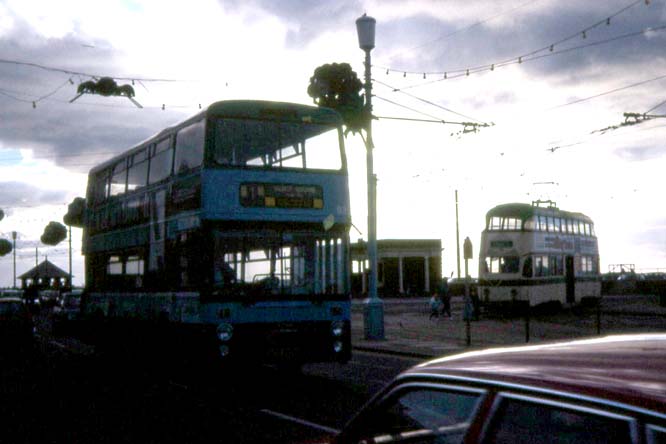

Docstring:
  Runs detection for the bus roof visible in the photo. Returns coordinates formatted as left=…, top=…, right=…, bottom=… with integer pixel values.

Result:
left=486, top=202, right=593, bottom=223
left=89, top=100, right=343, bottom=175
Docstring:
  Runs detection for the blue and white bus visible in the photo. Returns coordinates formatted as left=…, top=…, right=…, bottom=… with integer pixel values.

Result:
left=478, top=201, right=601, bottom=308
left=81, top=100, right=352, bottom=366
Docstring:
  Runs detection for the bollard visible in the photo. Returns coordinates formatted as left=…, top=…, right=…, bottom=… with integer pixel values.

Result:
left=524, top=302, right=530, bottom=343
left=464, top=293, right=473, bottom=347
left=465, top=317, right=471, bottom=347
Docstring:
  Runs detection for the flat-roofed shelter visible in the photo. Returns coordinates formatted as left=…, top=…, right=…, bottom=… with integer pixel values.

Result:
left=18, top=259, right=71, bottom=290
left=351, top=239, right=442, bottom=297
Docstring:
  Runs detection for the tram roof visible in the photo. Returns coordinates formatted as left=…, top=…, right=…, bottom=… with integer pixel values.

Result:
left=486, top=203, right=593, bottom=223
left=89, top=100, right=343, bottom=175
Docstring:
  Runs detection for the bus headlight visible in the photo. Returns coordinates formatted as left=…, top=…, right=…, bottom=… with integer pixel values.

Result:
left=219, top=345, right=230, bottom=357
left=216, top=323, right=233, bottom=342
left=331, top=320, right=344, bottom=337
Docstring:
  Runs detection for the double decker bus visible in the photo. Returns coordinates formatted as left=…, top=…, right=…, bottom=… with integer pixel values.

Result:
left=81, top=100, right=352, bottom=367
left=478, top=201, right=601, bottom=308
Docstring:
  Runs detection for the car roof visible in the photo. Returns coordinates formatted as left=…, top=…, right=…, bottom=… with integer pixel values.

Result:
left=0, top=297, right=24, bottom=303
left=403, top=334, right=666, bottom=414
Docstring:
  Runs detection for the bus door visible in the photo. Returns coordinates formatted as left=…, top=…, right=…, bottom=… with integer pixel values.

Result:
left=565, top=255, right=575, bottom=303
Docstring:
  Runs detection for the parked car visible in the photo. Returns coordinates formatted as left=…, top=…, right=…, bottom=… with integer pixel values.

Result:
left=0, top=289, right=24, bottom=299
left=330, top=334, right=666, bottom=444
left=52, top=290, right=82, bottom=335
left=0, top=297, right=35, bottom=353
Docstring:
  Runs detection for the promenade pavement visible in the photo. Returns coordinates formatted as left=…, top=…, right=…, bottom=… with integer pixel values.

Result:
left=349, top=295, right=666, bottom=360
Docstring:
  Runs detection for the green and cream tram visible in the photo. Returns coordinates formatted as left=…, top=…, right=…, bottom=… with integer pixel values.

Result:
left=478, top=201, right=601, bottom=308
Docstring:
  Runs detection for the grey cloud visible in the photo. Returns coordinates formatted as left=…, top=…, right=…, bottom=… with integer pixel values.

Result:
left=614, top=143, right=666, bottom=161
left=219, top=0, right=362, bottom=48
left=631, top=221, right=666, bottom=249
left=379, top=2, right=665, bottom=84
left=0, top=182, right=69, bottom=209
left=0, top=14, right=190, bottom=174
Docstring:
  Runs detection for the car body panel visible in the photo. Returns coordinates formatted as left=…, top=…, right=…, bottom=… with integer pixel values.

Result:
left=333, top=334, right=666, bottom=444
left=408, top=334, right=666, bottom=414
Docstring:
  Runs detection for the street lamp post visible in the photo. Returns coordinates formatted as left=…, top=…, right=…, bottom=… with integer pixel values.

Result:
left=12, top=231, right=16, bottom=289
left=356, top=13, right=384, bottom=340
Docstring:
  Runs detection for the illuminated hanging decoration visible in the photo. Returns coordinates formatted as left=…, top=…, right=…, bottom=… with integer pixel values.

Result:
left=70, top=77, right=143, bottom=108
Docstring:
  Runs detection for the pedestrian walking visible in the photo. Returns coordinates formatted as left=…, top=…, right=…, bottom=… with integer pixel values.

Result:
left=438, top=278, right=451, bottom=318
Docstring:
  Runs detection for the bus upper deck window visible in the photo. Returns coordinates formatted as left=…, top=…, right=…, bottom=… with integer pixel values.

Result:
left=149, top=138, right=173, bottom=184
left=174, top=120, right=204, bottom=173
left=109, top=161, right=127, bottom=197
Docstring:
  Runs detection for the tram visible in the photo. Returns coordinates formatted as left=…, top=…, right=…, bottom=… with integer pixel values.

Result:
left=478, top=200, right=601, bottom=307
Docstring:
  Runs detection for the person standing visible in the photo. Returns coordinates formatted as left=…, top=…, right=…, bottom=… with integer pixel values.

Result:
left=429, top=293, right=442, bottom=320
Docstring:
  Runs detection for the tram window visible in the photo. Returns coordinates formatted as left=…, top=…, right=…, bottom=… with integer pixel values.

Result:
left=565, top=219, right=572, bottom=234
left=553, top=218, right=561, bottom=232
left=487, top=258, right=499, bottom=273
left=580, top=256, right=593, bottom=274
left=503, top=218, right=521, bottom=230
left=486, top=257, right=520, bottom=274
left=524, top=217, right=536, bottom=231
left=590, top=224, right=595, bottom=236
left=546, top=217, right=555, bottom=232
left=538, top=216, right=548, bottom=231
left=550, top=255, right=564, bottom=276
left=502, top=257, right=519, bottom=273
left=535, top=256, right=549, bottom=277
left=489, top=217, right=502, bottom=230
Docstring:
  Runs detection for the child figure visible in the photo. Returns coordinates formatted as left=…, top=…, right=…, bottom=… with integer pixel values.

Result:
left=429, top=294, right=442, bottom=320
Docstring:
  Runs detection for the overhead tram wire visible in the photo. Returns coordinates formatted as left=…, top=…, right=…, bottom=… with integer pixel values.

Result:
left=374, top=95, right=484, bottom=127
left=0, top=58, right=187, bottom=83
left=378, top=1, right=659, bottom=91
left=380, top=0, right=649, bottom=78
left=645, top=97, right=666, bottom=114
left=547, top=72, right=666, bottom=110
left=386, top=24, right=666, bottom=92
left=374, top=79, right=491, bottom=125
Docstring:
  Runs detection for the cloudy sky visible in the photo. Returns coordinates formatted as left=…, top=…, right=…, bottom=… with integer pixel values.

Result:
left=0, top=0, right=665, bottom=287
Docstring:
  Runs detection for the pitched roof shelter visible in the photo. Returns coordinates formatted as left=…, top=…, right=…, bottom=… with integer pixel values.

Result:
left=18, top=259, right=71, bottom=289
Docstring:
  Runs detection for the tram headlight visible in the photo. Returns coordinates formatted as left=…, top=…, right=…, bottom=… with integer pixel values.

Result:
left=216, top=323, right=233, bottom=342
left=331, top=320, right=344, bottom=337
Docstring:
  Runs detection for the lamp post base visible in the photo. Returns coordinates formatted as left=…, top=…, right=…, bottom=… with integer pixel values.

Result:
left=363, top=297, right=385, bottom=340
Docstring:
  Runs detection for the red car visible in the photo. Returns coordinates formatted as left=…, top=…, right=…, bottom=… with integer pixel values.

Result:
left=333, top=334, right=666, bottom=444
